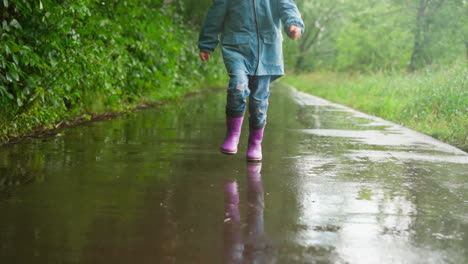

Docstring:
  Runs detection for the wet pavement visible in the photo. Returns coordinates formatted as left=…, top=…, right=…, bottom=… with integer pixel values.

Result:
left=1, top=82, right=467, bottom=264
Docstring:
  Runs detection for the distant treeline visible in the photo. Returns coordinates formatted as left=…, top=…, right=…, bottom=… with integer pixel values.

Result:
left=183, top=0, right=467, bottom=73
left=0, top=0, right=225, bottom=142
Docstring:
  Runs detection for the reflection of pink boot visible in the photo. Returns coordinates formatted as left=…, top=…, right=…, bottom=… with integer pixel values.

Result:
left=223, top=180, right=243, bottom=263
left=221, top=116, right=244, bottom=155
left=247, top=127, right=264, bottom=162
left=224, top=181, right=240, bottom=222
left=247, top=163, right=262, bottom=184
left=247, top=162, right=264, bottom=208
left=245, top=162, right=265, bottom=254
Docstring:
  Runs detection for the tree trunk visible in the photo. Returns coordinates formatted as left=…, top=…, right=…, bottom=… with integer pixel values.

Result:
left=408, top=0, right=427, bottom=72
left=295, top=55, right=305, bottom=73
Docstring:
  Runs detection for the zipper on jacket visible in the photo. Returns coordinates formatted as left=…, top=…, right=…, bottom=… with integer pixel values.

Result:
left=252, top=0, right=260, bottom=75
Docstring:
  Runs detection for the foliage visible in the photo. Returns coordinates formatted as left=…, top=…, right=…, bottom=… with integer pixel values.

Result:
left=0, top=0, right=226, bottom=143
left=405, top=0, right=466, bottom=71
left=284, top=60, right=468, bottom=151
left=286, top=0, right=341, bottom=72
left=182, top=0, right=467, bottom=73
left=284, top=0, right=467, bottom=73
left=180, top=0, right=213, bottom=26
left=334, top=1, right=414, bottom=72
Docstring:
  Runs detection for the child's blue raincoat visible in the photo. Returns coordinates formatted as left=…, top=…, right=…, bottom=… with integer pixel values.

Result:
left=198, top=0, right=304, bottom=80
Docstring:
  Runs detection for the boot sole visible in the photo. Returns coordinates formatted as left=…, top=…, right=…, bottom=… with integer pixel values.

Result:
left=221, top=149, right=237, bottom=155
left=247, top=157, right=262, bottom=162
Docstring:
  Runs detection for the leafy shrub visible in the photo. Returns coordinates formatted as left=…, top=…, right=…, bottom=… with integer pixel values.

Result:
left=0, top=0, right=225, bottom=142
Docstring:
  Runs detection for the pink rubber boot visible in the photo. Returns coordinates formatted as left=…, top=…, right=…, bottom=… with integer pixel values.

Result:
left=221, top=116, right=244, bottom=154
left=247, top=127, right=264, bottom=162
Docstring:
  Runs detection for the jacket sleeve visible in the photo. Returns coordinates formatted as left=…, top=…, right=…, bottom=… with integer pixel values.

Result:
left=198, top=0, right=229, bottom=53
left=279, top=0, right=304, bottom=37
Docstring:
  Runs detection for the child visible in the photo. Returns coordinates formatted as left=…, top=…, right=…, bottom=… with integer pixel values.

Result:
left=199, top=0, right=304, bottom=161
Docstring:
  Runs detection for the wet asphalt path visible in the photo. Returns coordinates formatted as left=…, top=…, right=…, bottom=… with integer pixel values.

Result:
left=1, top=82, right=467, bottom=264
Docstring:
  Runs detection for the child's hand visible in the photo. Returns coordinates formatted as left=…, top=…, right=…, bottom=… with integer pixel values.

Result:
left=289, top=25, right=302, bottom=40
left=199, top=51, right=210, bottom=61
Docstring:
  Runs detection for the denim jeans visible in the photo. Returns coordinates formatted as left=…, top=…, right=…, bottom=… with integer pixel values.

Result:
left=225, top=71, right=271, bottom=129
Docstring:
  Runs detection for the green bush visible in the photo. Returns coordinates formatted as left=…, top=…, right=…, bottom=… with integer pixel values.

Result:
left=0, top=0, right=225, bottom=142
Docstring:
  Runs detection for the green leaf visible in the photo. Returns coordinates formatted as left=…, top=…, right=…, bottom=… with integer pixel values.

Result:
left=3, top=0, right=7, bottom=8
left=10, top=19, right=22, bottom=30
left=5, top=73, right=12, bottom=82
left=11, top=71, right=19, bottom=81
left=4, top=44, right=10, bottom=54
left=2, top=20, right=10, bottom=32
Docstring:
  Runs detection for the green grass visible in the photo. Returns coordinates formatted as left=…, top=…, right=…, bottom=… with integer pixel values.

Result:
left=283, top=61, right=468, bottom=152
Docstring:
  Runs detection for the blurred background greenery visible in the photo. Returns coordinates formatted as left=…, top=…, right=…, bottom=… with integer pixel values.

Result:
left=183, top=0, right=467, bottom=73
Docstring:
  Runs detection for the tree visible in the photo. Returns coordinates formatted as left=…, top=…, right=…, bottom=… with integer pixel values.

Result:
left=407, top=0, right=466, bottom=71
left=293, top=0, right=341, bottom=72
left=334, top=0, right=414, bottom=72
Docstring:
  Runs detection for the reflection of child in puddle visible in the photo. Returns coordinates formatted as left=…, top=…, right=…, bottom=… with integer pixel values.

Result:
left=223, top=163, right=274, bottom=263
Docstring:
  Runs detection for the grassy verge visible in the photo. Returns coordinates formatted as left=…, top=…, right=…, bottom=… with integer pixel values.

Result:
left=283, top=61, right=468, bottom=152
